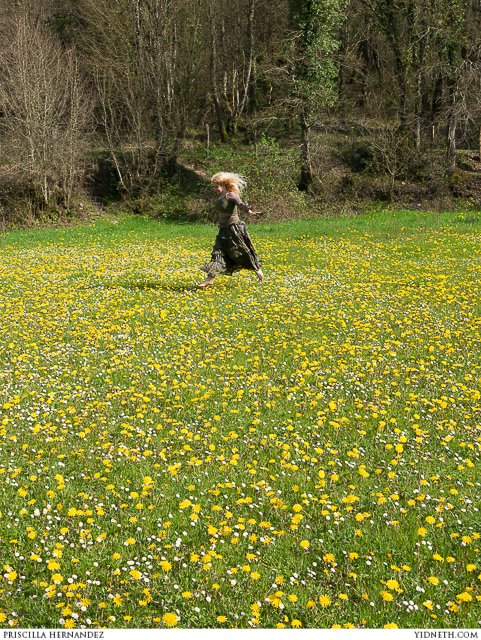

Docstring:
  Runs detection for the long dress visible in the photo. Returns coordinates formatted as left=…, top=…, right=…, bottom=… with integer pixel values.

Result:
left=201, top=191, right=261, bottom=277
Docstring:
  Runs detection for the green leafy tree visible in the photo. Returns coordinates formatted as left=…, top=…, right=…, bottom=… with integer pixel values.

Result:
left=288, top=0, right=347, bottom=190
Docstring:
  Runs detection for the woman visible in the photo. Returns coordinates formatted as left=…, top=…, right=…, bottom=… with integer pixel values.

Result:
left=199, top=172, right=264, bottom=288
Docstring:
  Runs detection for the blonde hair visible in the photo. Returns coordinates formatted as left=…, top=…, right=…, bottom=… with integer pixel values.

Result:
left=211, top=172, right=246, bottom=195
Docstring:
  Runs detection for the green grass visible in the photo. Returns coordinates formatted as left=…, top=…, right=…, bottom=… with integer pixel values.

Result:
left=0, top=210, right=481, bottom=629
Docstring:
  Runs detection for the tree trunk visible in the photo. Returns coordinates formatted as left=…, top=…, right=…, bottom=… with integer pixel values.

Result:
left=208, top=4, right=228, bottom=142
left=299, top=110, right=312, bottom=191
left=213, top=94, right=228, bottom=143
left=445, top=45, right=458, bottom=172
left=446, top=104, right=457, bottom=171
left=412, top=13, right=427, bottom=151
left=414, top=72, right=422, bottom=150
left=431, top=72, right=443, bottom=134
left=396, top=58, right=408, bottom=130
left=134, top=0, right=142, bottom=57
left=237, top=0, right=255, bottom=118
left=248, top=57, right=257, bottom=114
left=337, top=15, right=349, bottom=107
left=376, top=0, right=408, bottom=129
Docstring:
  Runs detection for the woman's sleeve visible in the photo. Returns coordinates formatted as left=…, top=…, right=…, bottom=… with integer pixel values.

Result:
left=227, top=191, right=251, bottom=214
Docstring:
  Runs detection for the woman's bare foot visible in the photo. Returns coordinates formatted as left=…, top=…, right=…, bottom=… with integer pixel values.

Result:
left=256, top=269, right=264, bottom=282
left=198, top=277, right=215, bottom=288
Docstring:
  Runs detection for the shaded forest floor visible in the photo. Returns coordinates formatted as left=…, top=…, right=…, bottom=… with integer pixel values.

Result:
left=101, top=130, right=481, bottom=224
left=5, top=130, right=481, bottom=229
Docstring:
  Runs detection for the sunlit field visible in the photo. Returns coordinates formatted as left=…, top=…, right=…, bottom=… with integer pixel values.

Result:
left=1, top=211, right=481, bottom=629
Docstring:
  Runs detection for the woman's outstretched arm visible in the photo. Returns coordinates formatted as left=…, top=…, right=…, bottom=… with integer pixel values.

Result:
left=226, top=192, right=262, bottom=216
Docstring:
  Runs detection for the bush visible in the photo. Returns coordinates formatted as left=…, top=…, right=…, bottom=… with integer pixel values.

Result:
left=179, top=136, right=313, bottom=221
left=341, top=142, right=373, bottom=172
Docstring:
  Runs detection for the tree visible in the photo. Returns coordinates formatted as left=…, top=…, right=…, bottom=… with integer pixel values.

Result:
left=0, top=7, right=91, bottom=209
left=431, top=0, right=480, bottom=170
left=288, top=0, right=347, bottom=191
left=206, top=0, right=259, bottom=142
left=71, top=0, right=206, bottom=195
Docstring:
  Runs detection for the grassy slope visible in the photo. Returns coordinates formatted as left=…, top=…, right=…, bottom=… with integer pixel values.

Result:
left=0, top=210, right=480, bottom=629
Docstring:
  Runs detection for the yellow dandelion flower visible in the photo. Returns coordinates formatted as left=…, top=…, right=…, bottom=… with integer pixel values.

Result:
left=129, top=569, right=142, bottom=580
left=456, top=592, right=473, bottom=603
left=319, top=595, right=331, bottom=607
left=162, top=612, right=179, bottom=627
left=160, top=561, right=172, bottom=572
left=386, top=579, right=399, bottom=590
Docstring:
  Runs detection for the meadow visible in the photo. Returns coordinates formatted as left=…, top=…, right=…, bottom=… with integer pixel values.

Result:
left=0, top=210, right=480, bottom=629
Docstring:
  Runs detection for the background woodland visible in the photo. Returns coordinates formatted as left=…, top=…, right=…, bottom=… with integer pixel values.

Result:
left=1, top=0, right=481, bottom=224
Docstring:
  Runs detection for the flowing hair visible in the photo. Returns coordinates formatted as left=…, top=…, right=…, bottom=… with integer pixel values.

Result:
left=211, top=172, right=247, bottom=195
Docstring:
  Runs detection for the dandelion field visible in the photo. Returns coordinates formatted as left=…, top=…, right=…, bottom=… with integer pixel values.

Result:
left=1, top=211, right=481, bottom=629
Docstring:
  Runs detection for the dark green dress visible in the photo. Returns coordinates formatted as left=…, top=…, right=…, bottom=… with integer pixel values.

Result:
left=202, top=192, right=261, bottom=277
